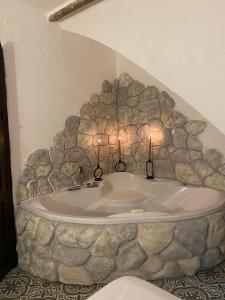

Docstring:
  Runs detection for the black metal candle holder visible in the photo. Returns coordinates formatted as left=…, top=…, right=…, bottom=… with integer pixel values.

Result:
left=146, top=159, right=154, bottom=180
left=115, top=159, right=126, bottom=172
left=94, top=165, right=103, bottom=181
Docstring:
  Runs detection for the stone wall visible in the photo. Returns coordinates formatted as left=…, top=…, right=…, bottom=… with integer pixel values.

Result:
left=16, top=73, right=225, bottom=202
left=16, top=208, right=225, bottom=284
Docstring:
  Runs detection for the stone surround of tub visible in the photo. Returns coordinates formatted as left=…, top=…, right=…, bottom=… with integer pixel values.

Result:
left=16, top=73, right=225, bottom=203
left=16, top=207, right=225, bottom=285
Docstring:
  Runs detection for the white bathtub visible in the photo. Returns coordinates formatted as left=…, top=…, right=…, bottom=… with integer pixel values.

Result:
left=20, top=172, right=225, bottom=224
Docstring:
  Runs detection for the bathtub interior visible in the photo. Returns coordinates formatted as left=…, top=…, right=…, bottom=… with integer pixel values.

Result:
left=22, top=172, right=225, bottom=219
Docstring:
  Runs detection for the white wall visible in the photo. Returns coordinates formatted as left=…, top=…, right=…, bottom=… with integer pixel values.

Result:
left=61, top=0, right=225, bottom=136
left=0, top=0, right=116, bottom=196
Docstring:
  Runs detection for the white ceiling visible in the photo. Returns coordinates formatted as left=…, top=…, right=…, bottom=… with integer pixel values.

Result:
left=18, top=0, right=69, bottom=13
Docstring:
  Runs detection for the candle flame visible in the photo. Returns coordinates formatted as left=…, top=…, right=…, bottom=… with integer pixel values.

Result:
left=97, top=138, right=101, bottom=144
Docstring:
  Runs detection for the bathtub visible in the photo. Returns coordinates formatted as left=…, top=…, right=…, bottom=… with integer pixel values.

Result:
left=20, top=172, right=225, bottom=224
left=16, top=172, right=225, bottom=285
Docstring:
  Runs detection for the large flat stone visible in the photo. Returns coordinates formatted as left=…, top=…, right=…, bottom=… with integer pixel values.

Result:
left=65, top=148, right=85, bottom=162
left=165, top=111, right=187, bottom=128
left=16, top=209, right=30, bottom=235
left=160, top=240, right=193, bottom=260
left=184, top=120, right=207, bottom=135
left=99, top=92, right=116, bottom=104
left=116, top=241, right=146, bottom=271
left=49, top=147, right=65, bottom=168
left=149, top=261, right=182, bottom=280
left=64, top=116, right=80, bottom=135
left=80, top=103, right=96, bottom=119
left=204, top=173, right=225, bottom=191
left=56, top=223, right=102, bottom=248
left=79, top=119, right=98, bottom=135
left=27, top=180, right=37, bottom=199
left=85, top=256, right=115, bottom=281
left=77, top=133, right=93, bottom=150
left=138, top=223, right=175, bottom=255
left=178, top=256, right=200, bottom=276
left=127, top=80, right=145, bottom=97
left=159, top=91, right=175, bottom=109
left=36, top=165, right=52, bottom=177
left=119, top=73, right=133, bottom=88
left=37, top=178, right=52, bottom=195
left=102, top=80, right=113, bottom=92
left=16, top=184, right=28, bottom=202
left=191, top=160, right=214, bottom=178
left=58, top=264, right=94, bottom=285
left=53, top=131, right=65, bottom=151
left=30, top=254, right=57, bottom=281
left=172, top=128, right=188, bottom=148
left=95, top=103, right=117, bottom=119
left=175, top=218, right=208, bottom=255
left=207, top=214, right=225, bottom=248
left=18, top=167, right=35, bottom=184
left=36, top=219, right=55, bottom=245
left=175, top=163, right=202, bottom=185
left=118, top=106, right=133, bottom=124
left=50, top=239, right=90, bottom=266
left=187, top=136, right=203, bottom=151
left=48, top=169, right=68, bottom=190
left=61, top=162, right=79, bottom=177
left=204, top=149, right=224, bottom=168
left=140, top=255, right=164, bottom=276
left=201, top=248, right=223, bottom=270
left=27, top=149, right=50, bottom=167
left=154, top=160, right=175, bottom=179
left=170, top=149, right=190, bottom=163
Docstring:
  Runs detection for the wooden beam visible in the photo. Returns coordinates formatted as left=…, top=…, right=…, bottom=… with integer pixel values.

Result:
left=48, top=0, right=97, bottom=22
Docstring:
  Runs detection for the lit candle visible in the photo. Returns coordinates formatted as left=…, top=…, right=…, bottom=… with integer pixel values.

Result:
left=148, top=136, right=152, bottom=161
left=118, top=137, right=121, bottom=161
left=97, top=139, right=101, bottom=165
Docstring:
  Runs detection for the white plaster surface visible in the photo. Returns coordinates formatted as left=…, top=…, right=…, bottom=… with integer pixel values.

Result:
left=61, top=0, right=225, bottom=136
left=0, top=0, right=116, bottom=198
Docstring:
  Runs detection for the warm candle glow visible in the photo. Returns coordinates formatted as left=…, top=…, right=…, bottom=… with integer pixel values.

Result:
left=118, top=136, right=121, bottom=161
left=148, top=134, right=152, bottom=161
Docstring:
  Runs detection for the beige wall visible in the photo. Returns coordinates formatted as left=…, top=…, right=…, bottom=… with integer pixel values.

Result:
left=62, top=0, right=225, bottom=136
left=0, top=0, right=116, bottom=196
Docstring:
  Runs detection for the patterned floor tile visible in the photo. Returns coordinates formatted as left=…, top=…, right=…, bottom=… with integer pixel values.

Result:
left=1, top=262, right=225, bottom=299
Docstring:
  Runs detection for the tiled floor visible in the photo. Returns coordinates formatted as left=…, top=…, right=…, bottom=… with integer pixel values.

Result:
left=1, top=262, right=225, bottom=299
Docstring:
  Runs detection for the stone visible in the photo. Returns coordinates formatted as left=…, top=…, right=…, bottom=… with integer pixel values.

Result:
left=178, top=256, right=200, bottom=276
left=153, top=147, right=169, bottom=159
left=85, top=257, right=115, bottom=281
left=201, top=248, right=223, bottom=270
left=27, top=149, right=50, bottom=166
left=160, top=128, right=173, bottom=147
left=137, top=124, right=151, bottom=140
left=37, top=178, right=52, bottom=195
left=207, top=214, right=225, bottom=248
left=204, top=173, right=225, bottom=191
left=90, top=94, right=99, bottom=106
left=118, top=106, right=133, bottom=124
left=175, top=163, right=202, bottom=185
left=36, top=164, right=52, bottom=177
left=175, top=218, right=208, bottom=255
left=65, top=148, right=85, bottom=162
left=33, top=244, right=50, bottom=259
left=187, top=136, right=203, bottom=151
left=85, top=147, right=97, bottom=167
left=95, top=102, right=117, bottom=119
left=160, top=240, right=192, bottom=260
left=102, top=80, right=113, bottom=92
left=117, top=87, right=128, bottom=106
left=109, top=134, right=118, bottom=145
left=159, top=91, right=175, bottom=109
left=18, top=167, right=35, bottom=184
left=48, top=170, right=68, bottom=190
left=56, top=223, right=102, bottom=248
left=150, top=261, right=182, bottom=280
left=109, top=224, right=137, bottom=246
left=219, top=164, right=225, bottom=175
left=219, top=239, right=225, bottom=255
left=99, top=92, right=116, bottom=104
left=79, top=119, right=97, bottom=135
left=65, top=135, right=77, bottom=149
left=50, top=239, right=90, bottom=266
left=18, top=252, right=30, bottom=272
left=148, top=118, right=163, bottom=131
left=53, top=131, right=65, bottom=151
left=116, top=241, right=146, bottom=271
left=127, top=80, right=145, bottom=97
left=61, top=162, right=79, bottom=177
left=124, top=156, right=137, bottom=173
left=112, top=79, right=119, bottom=95
left=138, top=223, right=175, bottom=255
left=140, top=256, right=163, bottom=276
left=204, top=149, right=223, bottom=168
left=165, top=111, right=187, bottom=128
left=105, top=119, right=118, bottom=135
left=27, top=180, right=37, bottom=198
left=91, top=230, right=118, bottom=257
left=77, top=133, right=93, bottom=150
left=80, top=103, right=96, bottom=119
left=93, top=133, right=108, bottom=146
left=154, top=160, right=175, bottom=179
left=36, top=219, right=55, bottom=246
left=136, top=161, right=146, bottom=175
left=96, top=118, right=108, bottom=133
left=119, top=73, right=133, bottom=88
left=170, top=149, right=190, bottom=163
left=127, top=96, right=139, bottom=107
left=25, top=215, right=41, bottom=239
left=49, top=147, right=65, bottom=168
left=172, top=128, right=188, bottom=148
left=58, top=264, right=94, bottom=285
left=138, top=91, right=159, bottom=112
left=184, top=120, right=207, bottom=135
left=65, top=116, right=80, bottom=135
left=190, top=150, right=202, bottom=161
left=16, top=209, right=30, bottom=235
left=16, top=184, right=28, bottom=202
left=191, top=160, right=214, bottom=178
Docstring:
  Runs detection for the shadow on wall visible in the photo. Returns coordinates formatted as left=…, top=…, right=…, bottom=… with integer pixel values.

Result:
left=3, top=42, right=22, bottom=196
left=16, top=73, right=225, bottom=203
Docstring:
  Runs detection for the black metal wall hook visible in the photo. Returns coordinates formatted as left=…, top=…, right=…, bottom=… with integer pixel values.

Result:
left=94, top=165, right=103, bottom=181
left=146, top=159, right=154, bottom=180
left=115, top=159, right=126, bottom=172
